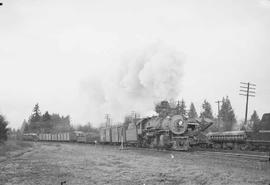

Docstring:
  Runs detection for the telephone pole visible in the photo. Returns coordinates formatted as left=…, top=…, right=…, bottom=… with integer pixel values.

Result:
left=104, top=114, right=111, bottom=127
left=239, top=82, right=256, bottom=125
left=215, top=100, right=222, bottom=116
left=215, top=100, right=222, bottom=131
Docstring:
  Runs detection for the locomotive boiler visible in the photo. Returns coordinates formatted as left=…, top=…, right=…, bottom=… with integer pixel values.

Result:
left=132, top=115, right=214, bottom=150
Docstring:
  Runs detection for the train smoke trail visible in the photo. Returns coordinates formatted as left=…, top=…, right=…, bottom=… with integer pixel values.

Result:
left=81, top=43, right=185, bottom=126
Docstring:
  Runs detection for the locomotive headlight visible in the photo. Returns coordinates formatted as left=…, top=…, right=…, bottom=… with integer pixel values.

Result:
left=176, top=119, right=183, bottom=127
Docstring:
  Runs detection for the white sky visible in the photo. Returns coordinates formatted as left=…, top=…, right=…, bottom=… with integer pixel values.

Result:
left=0, top=0, right=270, bottom=128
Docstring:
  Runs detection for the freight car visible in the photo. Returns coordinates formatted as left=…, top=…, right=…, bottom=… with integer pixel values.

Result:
left=76, top=132, right=100, bottom=143
left=99, top=115, right=213, bottom=151
left=207, top=130, right=270, bottom=151
left=22, top=133, right=39, bottom=141
left=100, top=126, right=126, bottom=144
left=38, top=132, right=77, bottom=142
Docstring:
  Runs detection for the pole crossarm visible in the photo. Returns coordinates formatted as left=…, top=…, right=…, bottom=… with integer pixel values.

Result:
left=239, top=82, right=256, bottom=126
left=239, top=90, right=256, bottom=94
left=239, top=93, right=255, bottom=97
left=240, top=82, right=256, bottom=86
left=240, top=86, right=256, bottom=90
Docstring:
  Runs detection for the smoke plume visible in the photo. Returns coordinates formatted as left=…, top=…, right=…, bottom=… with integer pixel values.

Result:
left=80, top=43, right=185, bottom=126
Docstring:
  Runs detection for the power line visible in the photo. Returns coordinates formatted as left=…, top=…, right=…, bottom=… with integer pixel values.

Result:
left=239, top=82, right=256, bottom=125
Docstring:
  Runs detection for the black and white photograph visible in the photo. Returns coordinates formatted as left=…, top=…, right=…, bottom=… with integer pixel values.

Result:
left=0, top=0, right=270, bottom=184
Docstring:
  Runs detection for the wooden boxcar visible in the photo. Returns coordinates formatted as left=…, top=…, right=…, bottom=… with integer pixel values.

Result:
left=105, top=127, right=112, bottom=143
left=126, top=123, right=138, bottom=143
left=99, top=128, right=106, bottom=143
left=67, top=132, right=76, bottom=142
left=111, top=126, right=119, bottom=143
left=118, top=126, right=126, bottom=143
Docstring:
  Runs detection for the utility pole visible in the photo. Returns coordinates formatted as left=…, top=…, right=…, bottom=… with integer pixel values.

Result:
left=104, top=114, right=111, bottom=127
left=215, top=100, right=222, bottom=131
left=239, top=82, right=256, bottom=125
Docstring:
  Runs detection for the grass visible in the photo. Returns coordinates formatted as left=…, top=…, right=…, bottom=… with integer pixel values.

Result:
left=0, top=139, right=33, bottom=156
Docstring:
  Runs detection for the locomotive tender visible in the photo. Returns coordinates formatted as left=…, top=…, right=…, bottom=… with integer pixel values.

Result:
left=207, top=113, right=270, bottom=151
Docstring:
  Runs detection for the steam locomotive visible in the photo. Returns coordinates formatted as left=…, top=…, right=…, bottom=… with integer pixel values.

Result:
left=100, top=115, right=214, bottom=151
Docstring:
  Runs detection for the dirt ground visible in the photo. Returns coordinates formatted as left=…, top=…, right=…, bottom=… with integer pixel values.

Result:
left=0, top=142, right=269, bottom=185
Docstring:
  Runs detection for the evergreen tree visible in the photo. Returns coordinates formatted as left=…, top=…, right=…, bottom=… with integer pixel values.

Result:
left=30, top=103, right=41, bottom=123
left=219, top=96, right=236, bottom=131
left=0, top=114, right=9, bottom=142
left=200, top=100, right=214, bottom=119
left=178, top=99, right=187, bottom=117
left=251, top=110, right=260, bottom=132
left=41, top=111, right=52, bottom=133
left=188, top=103, right=198, bottom=118
left=21, top=119, right=28, bottom=133
left=27, top=103, right=42, bottom=132
left=77, top=122, right=98, bottom=133
left=42, top=111, right=51, bottom=121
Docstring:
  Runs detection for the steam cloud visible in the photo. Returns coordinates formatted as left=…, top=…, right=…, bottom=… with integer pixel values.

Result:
left=81, top=43, right=185, bottom=126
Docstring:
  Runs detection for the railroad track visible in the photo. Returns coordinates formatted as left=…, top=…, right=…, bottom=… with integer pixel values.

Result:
left=194, top=150, right=270, bottom=162
left=120, top=145, right=270, bottom=162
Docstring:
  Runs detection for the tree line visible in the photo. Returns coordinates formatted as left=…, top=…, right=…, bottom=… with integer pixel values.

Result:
left=154, top=96, right=261, bottom=132
left=21, top=103, right=99, bottom=134
left=0, top=96, right=264, bottom=143
left=0, top=114, right=9, bottom=143
left=22, top=103, right=73, bottom=133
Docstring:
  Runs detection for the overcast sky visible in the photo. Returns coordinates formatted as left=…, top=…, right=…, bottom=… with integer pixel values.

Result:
left=1, top=0, right=270, bottom=129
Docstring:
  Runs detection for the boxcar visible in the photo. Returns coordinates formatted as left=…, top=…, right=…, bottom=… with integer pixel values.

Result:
left=126, top=123, right=138, bottom=143
left=99, top=128, right=106, bottom=143
left=69, top=132, right=77, bottom=142
left=118, top=126, right=126, bottom=143
left=105, top=127, right=112, bottom=143
left=111, top=126, right=119, bottom=143
left=76, top=132, right=86, bottom=143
